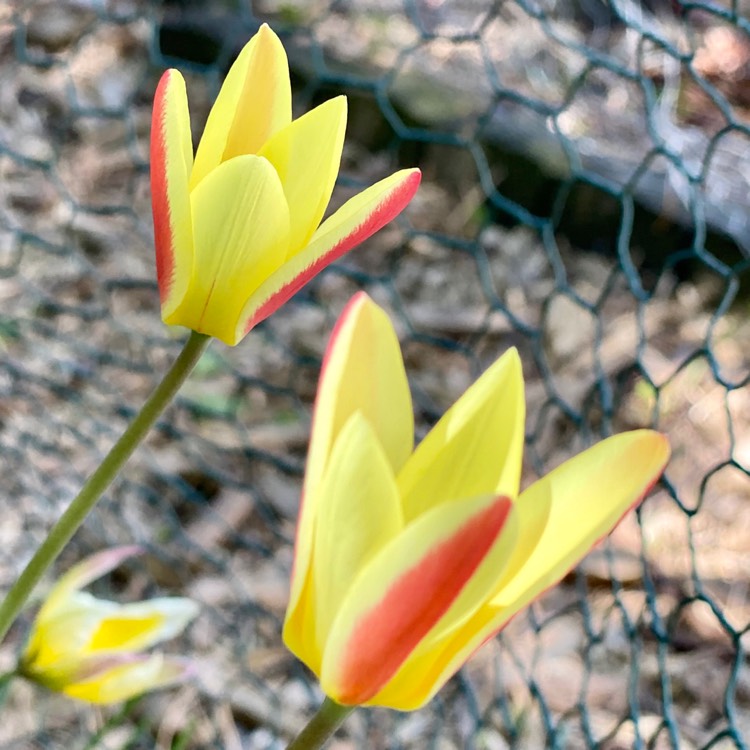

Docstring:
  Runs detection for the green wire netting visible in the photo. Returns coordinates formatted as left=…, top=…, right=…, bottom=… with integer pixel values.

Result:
left=1, top=0, right=750, bottom=747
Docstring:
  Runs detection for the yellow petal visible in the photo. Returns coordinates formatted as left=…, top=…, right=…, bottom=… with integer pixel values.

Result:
left=23, top=596, right=116, bottom=675
left=285, top=293, right=412, bottom=633
left=379, top=430, right=669, bottom=709
left=190, top=24, right=291, bottom=190
left=84, top=598, right=199, bottom=654
left=366, top=431, right=668, bottom=709
left=397, top=348, right=525, bottom=523
left=23, top=595, right=197, bottom=682
left=62, top=654, right=193, bottom=705
left=259, top=96, right=347, bottom=255
left=150, top=69, right=194, bottom=319
left=285, top=413, right=403, bottom=673
left=235, top=168, right=421, bottom=337
left=320, top=494, right=514, bottom=705
left=168, top=154, right=290, bottom=345
left=306, top=293, right=413, bottom=493
left=493, top=429, right=670, bottom=611
left=365, top=481, right=551, bottom=711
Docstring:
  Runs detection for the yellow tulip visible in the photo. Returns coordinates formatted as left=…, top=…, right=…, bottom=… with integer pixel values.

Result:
left=150, top=23, right=421, bottom=345
left=19, top=547, right=198, bottom=704
left=283, top=292, right=670, bottom=710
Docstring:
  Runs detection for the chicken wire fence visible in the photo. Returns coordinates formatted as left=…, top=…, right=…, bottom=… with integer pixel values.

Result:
left=1, top=0, right=749, bottom=747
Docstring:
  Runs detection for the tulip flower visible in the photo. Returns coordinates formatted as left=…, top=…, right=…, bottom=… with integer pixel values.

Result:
left=283, top=293, right=670, bottom=710
left=150, top=23, right=421, bottom=346
left=19, top=547, right=199, bottom=705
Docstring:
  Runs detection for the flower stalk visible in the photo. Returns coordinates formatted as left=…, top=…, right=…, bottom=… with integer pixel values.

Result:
left=0, top=331, right=210, bottom=645
left=286, top=698, right=354, bottom=750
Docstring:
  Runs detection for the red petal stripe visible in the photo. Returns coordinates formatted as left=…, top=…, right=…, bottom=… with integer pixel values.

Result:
left=243, top=169, right=421, bottom=334
left=334, top=495, right=513, bottom=705
left=150, top=70, right=177, bottom=304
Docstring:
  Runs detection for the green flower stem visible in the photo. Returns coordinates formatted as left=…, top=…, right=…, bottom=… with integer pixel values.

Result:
left=0, top=331, right=211, bottom=644
left=287, top=698, right=355, bottom=750
left=0, top=671, right=16, bottom=710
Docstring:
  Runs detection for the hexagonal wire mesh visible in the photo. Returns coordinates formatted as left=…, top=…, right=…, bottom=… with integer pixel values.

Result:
left=1, top=0, right=749, bottom=747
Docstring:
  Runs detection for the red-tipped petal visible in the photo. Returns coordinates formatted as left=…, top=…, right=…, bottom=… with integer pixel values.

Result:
left=236, top=168, right=421, bottom=337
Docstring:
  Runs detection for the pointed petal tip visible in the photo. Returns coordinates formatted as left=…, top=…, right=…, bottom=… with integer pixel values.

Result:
left=324, top=94, right=349, bottom=126
left=624, top=428, right=671, bottom=473
left=402, top=167, right=422, bottom=193
left=349, top=289, right=372, bottom=307
left=257, top=21, right=277, bottom=40
left=330, top=93, right=348, bottom=110
left=253, top=20, right=287, bottom=60
left=505, top=344, right=521, bottom=364
left=308, top=94, right=348, bottom=125
left=69, top=545, right=144, bottom=588
left=155, top=67, right=180, bottom=93
left=324, top=292, right=371, bottom=350
left=633, top=429, right=671, bottom=497
left=319, top=292, right=394, bottom=383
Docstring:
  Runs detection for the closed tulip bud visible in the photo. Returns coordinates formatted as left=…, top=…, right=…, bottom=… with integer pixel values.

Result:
left=19, top=547, right=198, bottom=705
left=283, top=292, right=670, bottom=710
left=150, top=23, right=421, bottom=346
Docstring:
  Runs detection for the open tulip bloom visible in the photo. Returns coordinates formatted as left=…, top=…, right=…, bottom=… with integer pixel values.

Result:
left=283, top=292, right=670, bottom=711
left=151, top=23, right=421, bottom=345
left=18, top=547, right=198, bottom=704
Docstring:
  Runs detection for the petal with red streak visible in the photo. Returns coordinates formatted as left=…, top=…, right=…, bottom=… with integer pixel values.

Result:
left=236, top=168, right=421, bottom=337
left=284, top=413, right=403, bottom=673
left=320, top=494, right=515, bottom=705
left=150, top=70, right=194, bottom=319
left=366, top=480, right=551, bottom=710
left=375, top=430, right=669, bottom=710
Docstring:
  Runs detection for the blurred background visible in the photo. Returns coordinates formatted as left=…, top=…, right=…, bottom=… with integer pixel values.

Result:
left=1, top=0, right=749, bottom=747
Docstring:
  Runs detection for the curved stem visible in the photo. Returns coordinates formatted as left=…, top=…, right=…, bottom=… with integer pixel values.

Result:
left=286, top=698, right=354, bottom=750
left=0, top=331, right=211, bottom=644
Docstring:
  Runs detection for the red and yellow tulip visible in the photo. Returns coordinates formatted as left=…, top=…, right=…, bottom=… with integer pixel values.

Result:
left=283, top=293, right=670, bottom=710
left=150, top=24, right=420, bottom=345
left=19, top=547, right=198, bottom=704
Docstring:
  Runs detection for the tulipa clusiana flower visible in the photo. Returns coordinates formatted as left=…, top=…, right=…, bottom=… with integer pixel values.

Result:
left=151, top=23, right=421, bottom=345
left=19, top=547, right=198, bottom=705
left=0, top=22, right=420, bottom=653
left=284, top=292, right=670, bottom=711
